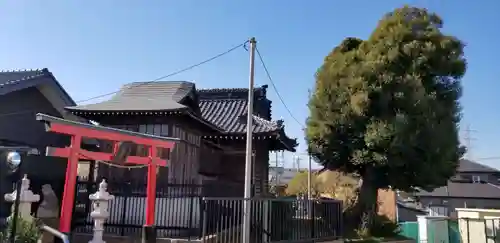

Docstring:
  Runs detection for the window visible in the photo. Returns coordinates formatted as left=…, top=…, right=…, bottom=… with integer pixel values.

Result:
left=137, top=124, right=169, bottom=136
left=472, top=175, right=481, bottom=183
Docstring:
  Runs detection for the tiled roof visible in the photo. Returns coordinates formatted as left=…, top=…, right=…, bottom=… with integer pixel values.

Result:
left=198, top=85, right=283, bottom=134
left=0, top=69, right=46, bottom=86
left=0, top=69, right=54, bottom=96
left=67, top=81, right=195, bottom=111
left=415, top=181, right=500, bottom=199
left=396, top=201, right=427, bottom=213
left=0, top=68, right=76, bottom=105
left=199, top=98, right=282, bottom=133
left=67, top=81, right=290, bottom=135
left=458, top=159, right=499, bottom=173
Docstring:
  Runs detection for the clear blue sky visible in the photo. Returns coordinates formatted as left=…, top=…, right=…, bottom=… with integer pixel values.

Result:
left=0, top=1, right=499, bottom=168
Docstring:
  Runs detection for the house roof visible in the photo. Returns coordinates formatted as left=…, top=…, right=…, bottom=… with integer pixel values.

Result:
left=0, top=69, right=76, bottom=118
left=458, top=159, right=499, bottom=173
left=0, top=69, right=74, bottom=102
left=198, top=86, right=298, bottom=151
left=199, top=96, right=283, bottom=134
left=66, top=81, right=298, bottom=151
left=66, top=81, right=194, bottom=112
left=67, top=82, right=291, bottom=134
left=415, top=181, right=500, bottom=199
left=397, top=201, right=427, bottom=213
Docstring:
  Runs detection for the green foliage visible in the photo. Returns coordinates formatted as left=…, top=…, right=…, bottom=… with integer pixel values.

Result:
left=306, top=5, right=466, bottom=192
left=285, top=171, right=320, bottom=196
left=0, top=217, right=41, bottom=243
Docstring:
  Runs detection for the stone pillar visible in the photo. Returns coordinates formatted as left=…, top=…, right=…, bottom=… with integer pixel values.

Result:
left=4, top=174, right=40, bottom=222
left=417, top=215, right=428, bottom=243
left=89, top=180, right=114, bottom=243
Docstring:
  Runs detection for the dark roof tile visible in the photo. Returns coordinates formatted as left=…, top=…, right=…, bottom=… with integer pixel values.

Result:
left=0, top=69, right=76, bottom=107
left=198, top=85, right=269, bottom=100
left=0, top=69, right=49, bottom=94
left=0, top=69, right=47, bottom=85
left=458, top=159, right=499, bottom=173
left=67, top=81, right=194, bottom=111
left=199, top=99, right=282, bottom=134
left=415, top=182, right=500, bottom=199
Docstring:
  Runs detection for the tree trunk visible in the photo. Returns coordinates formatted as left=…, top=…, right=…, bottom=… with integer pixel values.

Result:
left=345, top=170, right=379, bottom=235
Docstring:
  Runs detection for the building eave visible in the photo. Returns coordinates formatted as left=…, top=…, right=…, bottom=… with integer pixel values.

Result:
left=66, top=108, right=187, bottom=116
left=202, top=129, right=297, bottom=152
left=0, top=68, right=79, bottom=121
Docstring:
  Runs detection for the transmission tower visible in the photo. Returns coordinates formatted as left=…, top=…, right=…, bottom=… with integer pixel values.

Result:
left=463, top=124, right=477, bottom=160
left=269, top=151, right=286, bottom=186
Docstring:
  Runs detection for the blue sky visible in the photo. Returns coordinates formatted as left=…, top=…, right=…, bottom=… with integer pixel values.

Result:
left=0, top=1, right=499, bottom=168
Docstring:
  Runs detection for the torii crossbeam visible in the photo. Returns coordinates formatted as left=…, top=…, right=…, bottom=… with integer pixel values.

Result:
left=36, top=113, right=178, bottom=237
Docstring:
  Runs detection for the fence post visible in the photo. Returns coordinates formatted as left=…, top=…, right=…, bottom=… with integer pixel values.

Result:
left=338, top=200, right=343, bottom=238
left=119, top=181, right=130, bottom=236
left=310, top=200, right=315, bottom=240
left=201, top=199, right=207, bottom=242
left=188, top=195, right=194, bottom=240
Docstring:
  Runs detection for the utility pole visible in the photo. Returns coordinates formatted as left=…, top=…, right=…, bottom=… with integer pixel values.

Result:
left=242, top=37, right=256, bottom=243
left=307, top=152, right=312, bottom=199
left=306, top=90, right=312, bottom=199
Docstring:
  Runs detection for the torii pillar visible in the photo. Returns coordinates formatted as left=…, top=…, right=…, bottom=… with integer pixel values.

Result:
left=36, top=113, right=178, bottom=242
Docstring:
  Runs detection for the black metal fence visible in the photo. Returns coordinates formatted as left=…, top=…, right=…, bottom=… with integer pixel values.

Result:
left=2, top=175, right=344, bottom=242
left=200, top=197, right=343, bottom=243
left=71, top=177, right=243, bottom=239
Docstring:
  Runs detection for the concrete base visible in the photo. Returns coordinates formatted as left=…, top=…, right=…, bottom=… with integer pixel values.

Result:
left=71, top=232, right=345, bottom=243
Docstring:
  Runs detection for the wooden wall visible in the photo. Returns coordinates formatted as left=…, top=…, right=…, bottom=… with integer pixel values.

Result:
left=210, top=141, right=270, bottom=197
left=93, top=120, right=202, bottom=185
left=81, top=115, right=273, bottom=199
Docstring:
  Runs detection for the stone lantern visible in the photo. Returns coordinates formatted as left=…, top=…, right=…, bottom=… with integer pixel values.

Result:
left=4, top=174, right=40, bottom=222
left=88, top=179, right=114, bottom=243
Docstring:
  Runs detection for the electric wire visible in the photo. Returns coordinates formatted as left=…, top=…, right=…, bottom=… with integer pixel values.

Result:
left=0, top=40, right=249, bottom=119
left=255, top=47, right=305, bottom=128
left=76, top=40, right=249, bottom=104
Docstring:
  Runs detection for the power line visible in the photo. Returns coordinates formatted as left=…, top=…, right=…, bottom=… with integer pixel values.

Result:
left=255, top=47, right=305, bottom=128
left=76, top=40, right=249, bottom=104
left=0, top=41, right=249, bottom=119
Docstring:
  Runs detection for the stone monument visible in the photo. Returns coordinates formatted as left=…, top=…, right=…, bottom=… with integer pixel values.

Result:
left=36, top=183, right=61, bottom=243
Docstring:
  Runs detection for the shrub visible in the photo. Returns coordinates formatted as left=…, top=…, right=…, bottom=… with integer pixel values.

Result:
left=368, top=214, right=401, bottom=238
left=0, top=217, right=41, bottom=243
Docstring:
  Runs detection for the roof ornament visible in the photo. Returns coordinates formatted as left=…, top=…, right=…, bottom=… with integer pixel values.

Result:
left=276, top=119, right=284, bottom=128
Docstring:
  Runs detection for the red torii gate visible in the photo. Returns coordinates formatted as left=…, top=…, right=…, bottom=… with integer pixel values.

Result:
left=36, top=113, right=178, bottom=237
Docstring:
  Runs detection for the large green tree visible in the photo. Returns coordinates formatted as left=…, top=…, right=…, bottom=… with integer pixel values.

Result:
left=306, top=6, right=466, bottom=230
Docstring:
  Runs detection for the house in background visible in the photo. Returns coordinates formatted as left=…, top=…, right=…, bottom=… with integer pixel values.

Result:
left=395, top=198, right=427, bottom=222
left=415, top=159, right=500, bottom=217
left=0, top=69, right=77, bottom=220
